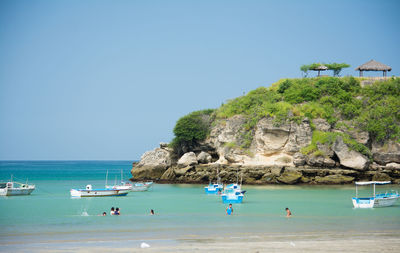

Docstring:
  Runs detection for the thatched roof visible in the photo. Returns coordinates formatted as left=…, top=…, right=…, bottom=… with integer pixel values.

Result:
left=355, top=60, right=392, bottom=71
left=311, top=65, right=328, bottom=71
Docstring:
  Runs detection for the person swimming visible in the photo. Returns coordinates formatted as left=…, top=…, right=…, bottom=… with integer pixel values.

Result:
left=110, top=207, right=115, bottom=215
left=102, top=212, right=106, bottom=216
left=285, top=207, right=292, bottom=217
left=114, top=207, right=120, bottom=215
left=150, top=209, right=154, bottom=215
left=226, top=204, right=233, bottom=215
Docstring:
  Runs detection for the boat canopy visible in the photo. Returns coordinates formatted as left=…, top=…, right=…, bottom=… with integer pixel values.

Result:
left=355, top=181, right=391, bottom=185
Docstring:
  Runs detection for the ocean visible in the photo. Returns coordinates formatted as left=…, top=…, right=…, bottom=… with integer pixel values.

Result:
left=1, top=161, right=400, bottom=251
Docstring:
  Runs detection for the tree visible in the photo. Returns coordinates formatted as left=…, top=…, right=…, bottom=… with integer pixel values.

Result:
left=326, top=63, right=350, bottom=77
left=300, top=64, right=310, bottom=77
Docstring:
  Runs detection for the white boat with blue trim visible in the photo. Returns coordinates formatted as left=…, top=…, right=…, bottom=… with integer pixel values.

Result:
left=204, top=169, right=223, bottom=194
left=221, top=187, right=244, bottom=204
left=70, top=184, right=130, bottom=197
left=205, top=183, right=223, bottom=194
left=352, top=181, right=399, bottom=208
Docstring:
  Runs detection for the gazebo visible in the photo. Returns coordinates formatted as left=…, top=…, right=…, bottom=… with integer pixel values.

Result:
left=311, top=64, right=328, bottom=77
left=355, top=59, right=392, bottom=77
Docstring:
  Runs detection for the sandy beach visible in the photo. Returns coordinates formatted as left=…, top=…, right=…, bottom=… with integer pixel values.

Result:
left=10, top=231, right=400, bottom=253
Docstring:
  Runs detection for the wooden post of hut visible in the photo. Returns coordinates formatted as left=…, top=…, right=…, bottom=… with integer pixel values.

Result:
left=355, top=60, right=392, bottom=78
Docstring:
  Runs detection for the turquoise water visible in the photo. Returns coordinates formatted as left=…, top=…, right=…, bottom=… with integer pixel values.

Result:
left=1, top=161, right=400, bottom=249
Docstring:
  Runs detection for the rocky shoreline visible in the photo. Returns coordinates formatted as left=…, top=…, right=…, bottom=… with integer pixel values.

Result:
left=131, top=115, right=400, bottom=185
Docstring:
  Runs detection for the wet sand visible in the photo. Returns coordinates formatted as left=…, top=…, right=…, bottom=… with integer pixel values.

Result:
left=13, top=231, right=400, bottom=253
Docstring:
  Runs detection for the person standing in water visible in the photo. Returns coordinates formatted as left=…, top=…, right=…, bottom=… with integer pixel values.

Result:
left=150, top=209, right=154, bottom=215
left=114, top=207, right=120, bottom=215
left=110, top=207, right=115, bottom=215
left=226, top=204, right=233, bottom=215
left=285, top=207, right=292, bottom=217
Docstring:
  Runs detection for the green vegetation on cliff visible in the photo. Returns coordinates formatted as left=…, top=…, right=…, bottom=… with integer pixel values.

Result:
left=171, top=77, right=400, bottom=154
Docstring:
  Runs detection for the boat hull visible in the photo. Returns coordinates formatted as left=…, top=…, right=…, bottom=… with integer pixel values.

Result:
left=222, top=194, right=243, bottom=204
left=352, top=195, right=399, bottom=208
left=0, top=187, right=35, bottom=196
left=70, top=189, right=129, bottom=197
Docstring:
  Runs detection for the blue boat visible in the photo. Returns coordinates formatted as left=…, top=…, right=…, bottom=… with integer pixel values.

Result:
left=221, top=188, right=244, bottom=204
left=204, top=183, right=223, bottom=194
left=204, top=168, right=223, bottom=194
left=224, top=183, right=246, bottom=194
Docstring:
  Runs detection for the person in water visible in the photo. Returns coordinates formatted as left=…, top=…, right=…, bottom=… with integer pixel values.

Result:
left=285, top=207, right=292, bottom=217
left=114, top=207, right=120, bottom=215
left=226, top=204, right=233, bottom=215
left=110, top=207, right=115, bottom=215
left=102, top=212, right=107, bottom=216
left=150, top=209, right=154, bottom=215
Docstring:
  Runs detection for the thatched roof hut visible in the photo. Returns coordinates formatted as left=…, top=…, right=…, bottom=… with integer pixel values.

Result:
left=310, top=64, right=328, bottom=77
left=355, top=59, right=392, bottom=77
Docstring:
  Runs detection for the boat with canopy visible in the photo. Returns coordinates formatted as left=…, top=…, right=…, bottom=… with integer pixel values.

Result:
left=352, top=181, right=399, bottom=208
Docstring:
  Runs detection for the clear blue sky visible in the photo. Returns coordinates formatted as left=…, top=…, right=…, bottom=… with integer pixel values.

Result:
left=0, top=0, right=399, bottom=160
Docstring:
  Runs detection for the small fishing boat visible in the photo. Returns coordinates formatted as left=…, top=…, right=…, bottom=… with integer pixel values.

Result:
left=224, top=183, right=246, bottom=194
left=0, top=177, right=35, bottom=196
left=204, top=168, right=223, bottom=194
left=105, top=170, right=153, bottom=192
left=70, top=184, right=130, bottom=197
left=130, top=181, right=153, bottom=192
left=204, top=183, right=223, bottom=194
left=221, top=187, right=244, bottom=204
left=352, top=181, right=399, bottom=208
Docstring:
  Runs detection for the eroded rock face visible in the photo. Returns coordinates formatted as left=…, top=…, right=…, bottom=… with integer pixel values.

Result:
left=177, top=152, right=198, bottom=167
left=276, top=169, right=302, bottom=184
left=131, top=148, right=172, bottom=180
left=252, top=118, right=291, bottom=155
left=332, top=136, right=368, bottom=170
left=372, top=141, right=400, bottom=165
left=314, top=175, right=354, bottom=184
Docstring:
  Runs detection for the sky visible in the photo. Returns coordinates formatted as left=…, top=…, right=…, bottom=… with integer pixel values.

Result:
left=0, top=0, right=399, bottom=160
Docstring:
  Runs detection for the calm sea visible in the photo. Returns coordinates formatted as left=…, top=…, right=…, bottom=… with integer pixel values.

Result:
left=1, top=161, right=400, bottom=250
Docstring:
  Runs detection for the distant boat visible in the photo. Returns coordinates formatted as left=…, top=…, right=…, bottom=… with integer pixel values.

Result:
left=70, top=184, right=129, bottom=197
left=204, top=168, right=223, bottom=194
left=352, top=181, right=399, bottom=208
left=130, top=181, right=153, bottom=192
left=106, top=170, right=153, bottom=192
left=0, top=176, right=35, bottom=196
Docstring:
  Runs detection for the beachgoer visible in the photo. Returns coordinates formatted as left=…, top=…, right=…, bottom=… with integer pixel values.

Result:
left=114, top=207, right=120, bottom=215
left=226, top=204, right=233, bottom=215
left=110, top=207, right=115, bottom=215
left=150, top=209, right=154, bottom=215
left=285, top=207, right=291, bottom=217
left=102, top=212, right=107, bottom=216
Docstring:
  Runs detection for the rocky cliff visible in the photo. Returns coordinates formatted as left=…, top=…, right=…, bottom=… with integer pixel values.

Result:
left=131, top=77, right=400, bottom=184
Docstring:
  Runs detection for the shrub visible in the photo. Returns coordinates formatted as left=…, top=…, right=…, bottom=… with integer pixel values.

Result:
left=171, top=109, right=215, bottom=154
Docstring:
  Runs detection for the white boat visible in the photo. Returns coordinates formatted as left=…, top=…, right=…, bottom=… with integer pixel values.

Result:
left=105, top=170, right=152, bottom=192
left=0, top=179, right=35, bottom=196
left=70, top=184, right=130, bottom=197
left=352, top=181, right=399, bottom=208
left=131, top=181, right=153, bottom=192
